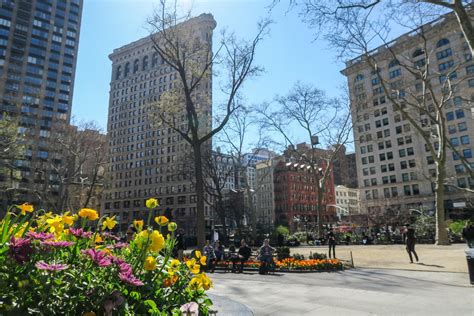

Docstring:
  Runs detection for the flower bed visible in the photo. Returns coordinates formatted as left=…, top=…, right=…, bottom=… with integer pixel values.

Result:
left=217, top=258, right=344, bottom=272
left=0, top=200, right=213, bottom=315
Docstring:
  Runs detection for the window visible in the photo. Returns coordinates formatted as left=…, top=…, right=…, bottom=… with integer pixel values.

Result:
left=463, top=148, right=472, bottom=158
left=466, top=65, right=474, bottom=74
left=402, top=173, right=409, bottom=181
left=388, top=59, right=399, bottom=68
left=371, top=77, right=380, bottom=86
left=364, top=179, right=370, bottom=187
left=389, top=69, right=401, bottom=79
left=453, top=152, right=460, bottom=160
left=436, top=38, right=449, bottom=47
left=407, top=147, right=414, bottom=156
left=404, top=185, right=411, bottom=196
left=408, top=160, right=415, bottom=168
left=384, top=129, right=390, bottom=137
left=387, top=152, right=393, bottom=160
left=438, top=60, right=454, bottom=72
left=391, top=187, right=398, bottom=197
left=363, top=168, right=369, bottom=176
left=355, top=74, right=364, bottom=81
left=388, top=163, right=395, bottom=171
left=453, top=97, right=462, bottom=107
left=400, top=161, right=408, bottom=169
left=384, top=188, right=390, bottom=198
left=399, top=149, right=406, bottom=158
left=458, top=178, right=467, bottom=188
left=397, top=137, right=404, bottom=146
left=390, top=175, right=396, bottom=183
left=361, top=146, right=367, bottom=154
left=133, top=59, right=139, bottom=73
left=450, top=137, right=459, bottom=146
left=371, top=178, right=377, bottom=186
left=455, top=164, right=465, bottom=174
left=396, top=126, right=402, bottom=134
left=405, top=136, right=412, bottom=144
left=142, top=56, right=148, bottom=71
left=448, top=125, right=457, bottom=134
left=458, top=122, right=467, bottom=132
left=369, top=166, right=376, bottom=174
left=446, top=111, right=454, bottom=121
left=412, top=48, right=424, bottom=58
left=468, top=79, right=474, bottom=87
left=436, top=48, right=452, bottom=60
left=381, top=165, right=387, bottom=173
left=427, top=156, right=434, bottom=164
left=115, top=65, right=122, bottom=80
left=412, top=184, right=420, bottom=195
left=455, top=109, right=464, bottom=119
left=460, top=135, right=470, bottom=145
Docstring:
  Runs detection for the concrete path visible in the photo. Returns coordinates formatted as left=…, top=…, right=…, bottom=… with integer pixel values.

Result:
left=290, top=244, right=469, bottom=273
left=209, top=268, right=474, bottom=315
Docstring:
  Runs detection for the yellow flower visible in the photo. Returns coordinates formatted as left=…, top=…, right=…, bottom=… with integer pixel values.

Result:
left=46, top=215, right=64, bottom=234
left=170, top=259, right=180, bottom=268
left=61, top=212, right=76, bottom=226
left=200, top=256, right=207, bottom=266
left=133, top=220, right=144, bottom=231
left=145, top=198, right=159, bottom=209
left=194, top=250, right=202, bottom=259
left=167, top=222, right=177, bottom=232
left=102, top=216, right=117, bottom=230
left=189, top=273, right=212, bottom=291
left=18, top=203, right=33, bottom=215
left=78, top=208, right=99, bottom=221
left=95, top=235, right=103, bottom=244
left=185, top=259, right=200, bottom=274
left=149, top=230, right=165, bottom=252
left=154, top=216, right=169, bottom=226
left=144, top=256, right=157, bottom=271
left=135, top=230, right=165, bottom=253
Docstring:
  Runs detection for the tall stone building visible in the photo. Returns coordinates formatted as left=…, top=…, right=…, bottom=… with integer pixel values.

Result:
left=342, top=12, right=474, bottom=220
left=0, top=0, right=83, bottom=210
left=102, top=14, right=216, bottom=234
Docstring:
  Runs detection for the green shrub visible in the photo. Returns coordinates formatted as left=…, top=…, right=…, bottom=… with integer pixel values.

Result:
left=292, top=253, right=305, bottom=260
left=276, top=247, right=290, bottom=260
left=308, top=252, right=327, bottom=260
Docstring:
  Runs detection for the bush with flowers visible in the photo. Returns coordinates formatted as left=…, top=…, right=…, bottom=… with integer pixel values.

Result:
left=0, top=199, right=213, bottom=315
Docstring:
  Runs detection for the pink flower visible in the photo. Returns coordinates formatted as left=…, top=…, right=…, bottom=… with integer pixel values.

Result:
left=8, top=237, right=33, bottom=263
left=180, top=302, right=199, bottom=315
left=41, top=241, right=75, bottom=248
left=81, top=249, right=112, bottom=267
left=26, top=231, right=54, bottom=241
left=35, top=261, right=68, bottom=271
left=69, top=227, right=93, bottom=238
left=118, top=271, right=144, bottom=286
left=102, top=232, right=120, bottom=241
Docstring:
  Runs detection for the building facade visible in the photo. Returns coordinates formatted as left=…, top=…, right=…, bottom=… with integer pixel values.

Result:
left=273, top=159, right=336, bottom=232
left=102, top=14, right=216, bottom=234
left=334, top=185, right=361, bottom=219
left=342, top=12, right=474, bottom=219
left=255, top=157, right=280, bottom=231
left=0, top=0, right=83, bottom=210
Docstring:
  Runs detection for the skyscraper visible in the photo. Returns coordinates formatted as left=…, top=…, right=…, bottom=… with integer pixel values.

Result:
left=342, top=12, right=474, bottom=220
left=102, top=14, right=216, bottom=235
left=0, top=0, right=83, bottom=210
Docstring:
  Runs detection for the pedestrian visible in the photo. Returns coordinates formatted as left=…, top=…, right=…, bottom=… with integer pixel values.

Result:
left=404, top=224, right=419, bottom=263
left=327, top=228, right=337, bottom=259
left=203, top=240, right=216, bottom=273
left=258, top=238, right=276, bottom=275
left=174, top=228, right=185, bottom=261
left=236, top=239, right=251, bottom=273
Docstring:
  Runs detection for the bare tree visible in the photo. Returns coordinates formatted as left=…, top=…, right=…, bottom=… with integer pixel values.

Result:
left=272, top=0, right=474, bottom=56
left=329, top=6, right=472, bottom=244
left=147, top=0, right=269, bottom=247
left=257, top=83, right=353, bottom=237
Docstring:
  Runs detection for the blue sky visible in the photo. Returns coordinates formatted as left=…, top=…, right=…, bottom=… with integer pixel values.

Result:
left=72, top=0, right=347, bottom=132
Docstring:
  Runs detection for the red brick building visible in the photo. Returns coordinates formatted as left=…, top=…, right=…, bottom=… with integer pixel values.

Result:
left=273, top=158, right=336, bottom=232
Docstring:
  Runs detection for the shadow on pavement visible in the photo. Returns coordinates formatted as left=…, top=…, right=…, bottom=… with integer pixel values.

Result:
left=416, top=262, right=444, bottom=268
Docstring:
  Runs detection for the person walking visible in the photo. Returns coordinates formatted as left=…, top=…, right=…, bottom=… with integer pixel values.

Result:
left=327, top=228, right=337, bottom=259
left=258, top=239, right=276, bottom=275
left=404, top=224, right=419, bottom=263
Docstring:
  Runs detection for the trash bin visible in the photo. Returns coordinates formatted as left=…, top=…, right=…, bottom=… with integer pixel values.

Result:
left=465, top=249, right=474, bottom=285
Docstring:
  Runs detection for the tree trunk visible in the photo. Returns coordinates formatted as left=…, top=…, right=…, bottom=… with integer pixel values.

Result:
left=217, top=198, right=227, bottom=239
left=453, top=1, right=474, bottom=57
left=193, top=143, right=206, bottom=249
left=246, top=187, right=257, bottom=242
left=435, top=161, right=449, bottom=245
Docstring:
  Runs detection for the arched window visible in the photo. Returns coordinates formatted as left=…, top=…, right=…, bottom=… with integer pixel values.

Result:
left=355, top=74, right=364, bottom=82
left=133, top=59, right=139, bottom=74
left=412, top=48, right=424, bottom=58
left=152, top=53, right=159, bottom=67
left=388, top=59, right=399, bottom=68
left=142, top=56, right=148, bottom=71
left=124, top=62, right=130, bottom=77
left=437, top=38, right=450, bottom=48
left=115, top=65, right=122, bottom=80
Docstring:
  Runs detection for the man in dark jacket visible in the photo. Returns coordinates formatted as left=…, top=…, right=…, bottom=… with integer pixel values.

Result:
left=404, top=224, right=419, bottom=263
left=327, top=228, right=337, bottom=258
left=236, top=239, right=251, bottom=273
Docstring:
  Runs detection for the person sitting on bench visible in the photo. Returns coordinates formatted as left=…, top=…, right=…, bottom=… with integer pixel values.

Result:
left=236, top=239, right=251, bottom=273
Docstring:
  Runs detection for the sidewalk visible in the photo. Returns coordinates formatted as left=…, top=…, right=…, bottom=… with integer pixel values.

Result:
left=289, top=243, right=469, bottom=273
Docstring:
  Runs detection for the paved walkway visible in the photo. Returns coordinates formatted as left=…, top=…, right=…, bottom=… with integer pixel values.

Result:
left=209, top=268, right=474, bottom=315
left=290, top=244, right=469, bottom=273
